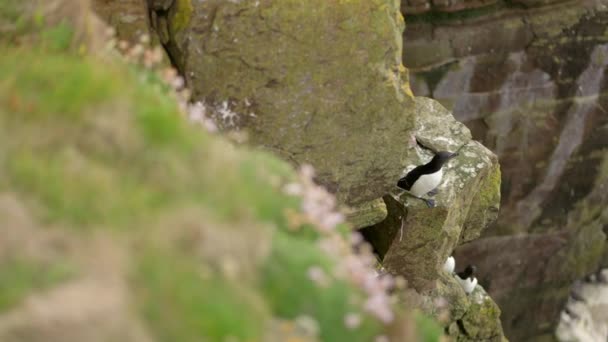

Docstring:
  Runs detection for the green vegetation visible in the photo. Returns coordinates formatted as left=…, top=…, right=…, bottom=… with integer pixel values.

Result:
left=0, top=258, right=74, bottom=311
left=415, top=313, right=444, bottom=342
left=0, top=2, right=444, bottom=340
left=0, top=44, right=388, bottom=341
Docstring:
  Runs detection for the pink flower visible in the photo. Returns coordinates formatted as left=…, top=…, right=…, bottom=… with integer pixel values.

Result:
left=308, top=266, right=330, bottom=287
left=344, top=313, right=361, bottom=329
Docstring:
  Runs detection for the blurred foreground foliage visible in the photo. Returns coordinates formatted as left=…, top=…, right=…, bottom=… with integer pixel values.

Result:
left=0, top=1, right=443, bottom=341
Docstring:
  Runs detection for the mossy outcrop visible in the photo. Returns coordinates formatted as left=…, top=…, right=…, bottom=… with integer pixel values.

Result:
left=439, top=275, right=505, bottom=342
left=367, top=140, right=499, bottom=288
left=402, top=272, right=506, bottom=342
left=149, top=0, right=417, bottom=208
left=360, top=98, right=500, bottom=291
left=360, top=122, right=503, bottom=341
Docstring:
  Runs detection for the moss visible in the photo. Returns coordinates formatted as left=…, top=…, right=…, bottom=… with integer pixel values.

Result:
left=7, top=151, right=164, bottom=227
left=40, top=21, right=74, bottom=51
left=133, top=84, right=196, bottom=149
left=346, top=197, right=388, bottom=229
left=0, top=258, right=74, bottom=311
left=461, top=162, right=501, bottom=242
left=414, top=312, right=444, bottom=342
left=261, top=231, right=382, bottom=342
left=170, top=0, right=416, bottom=205
left=134, top=248, right=269, bottom=341
left=169, top=0, right=193, bottom=34
left=459, top=290, right=503, bottom=341
left=0, top=51, right=116, bottom=119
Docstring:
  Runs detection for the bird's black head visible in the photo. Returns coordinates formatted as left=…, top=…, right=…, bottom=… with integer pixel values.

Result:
left=462, top=265, right=476, bottom=278
left=430, top=151, right=458, bottom=168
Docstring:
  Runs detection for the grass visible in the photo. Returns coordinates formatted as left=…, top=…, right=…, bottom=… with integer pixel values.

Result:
left=0, top=258, right=74, bottom=311
left=134, top=248, right=269, bottom=341
left=261, top=231, right=382, bottom=342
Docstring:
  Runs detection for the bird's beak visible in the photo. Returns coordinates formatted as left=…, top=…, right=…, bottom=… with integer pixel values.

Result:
left=449, top=152, right=459, bottom=159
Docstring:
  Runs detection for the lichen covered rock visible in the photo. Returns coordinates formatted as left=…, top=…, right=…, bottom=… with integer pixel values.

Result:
left=357, top=103, right=502, bottom=338
left=153, top=0, right=417, bottom=207
left=345, top=198, right=388, bottom=229
left=457, top=287, right=504, bottom=342
left=362, top=134, right=500, bottom=292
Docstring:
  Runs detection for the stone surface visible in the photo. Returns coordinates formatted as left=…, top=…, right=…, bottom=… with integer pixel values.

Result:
left=345, top=198, right=388, bottom=229
left=401, top=272, right=507, bottom=341
left=457, top=286, right=505, bottom=342
left=92, top=0, right=152, bottom=42
left=403, top=1, right=608, bottom=340
left=153, top=0, right=420, bottom=206
left=362, top=139, right=500, bottom=292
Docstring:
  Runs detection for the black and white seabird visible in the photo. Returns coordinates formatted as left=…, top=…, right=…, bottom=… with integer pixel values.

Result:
left=397, top=151, right=458, bottom=207
left=569, top=289, right=586, bottom=303
left=443, top=256, right=455, bottom=274
left=562, top=306, right=580, bottom=321
left=456, top=265, right=478, bottom=294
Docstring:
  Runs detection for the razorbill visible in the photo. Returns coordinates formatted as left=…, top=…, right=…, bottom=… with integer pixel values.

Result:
left=443, top=256, right=455, bottom=274
left=456, top=265, right=478, bottom=294
left=569, top=289, right=586, bottom=303
left=397, top=151, right=458, bottom=207
left=562, top=307, right=580, bottom=321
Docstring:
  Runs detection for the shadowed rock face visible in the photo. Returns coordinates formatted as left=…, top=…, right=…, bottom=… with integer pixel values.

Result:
left=401, top=0, right=570, bottom=15
left=404, top=1, right=608, bottom=340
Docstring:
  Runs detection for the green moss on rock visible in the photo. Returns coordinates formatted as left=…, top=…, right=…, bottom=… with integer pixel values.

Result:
left=169, top=0, right=193, bottom=34
left=346, top=198, right=388, bottom=229
left=164, top=0, right=415, bottom=206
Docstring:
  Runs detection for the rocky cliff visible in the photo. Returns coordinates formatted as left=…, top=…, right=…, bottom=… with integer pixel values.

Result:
left=128, top=0, right=505, bottom=340
left=403, top=0, right=608, bottom=340
left=1, top=0, right=509, bottom=340
left=2, top=1, right=452, bottom=341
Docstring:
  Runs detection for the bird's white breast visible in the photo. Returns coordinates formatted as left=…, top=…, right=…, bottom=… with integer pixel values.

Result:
left=456, top=276, right=478, bottom=294
left=410, top=169, right=443, bottom=197
left=443, top=256, right=455, bottom=274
